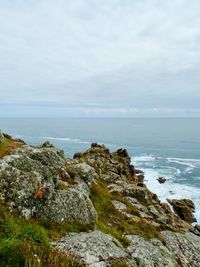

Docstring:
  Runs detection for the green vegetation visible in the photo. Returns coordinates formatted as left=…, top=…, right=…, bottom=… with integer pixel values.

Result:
left=44, top=221, right=94, bottom=240
left=90, top=181, right=164, bottom=246
left=0, top=203, right=84, bottom=267
left=55, top=183, right=69, bottom=190
left=0, top=138, right=22, bottom=159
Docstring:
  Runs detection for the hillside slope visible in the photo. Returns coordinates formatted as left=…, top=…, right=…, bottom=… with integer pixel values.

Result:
left=0, top=133, right=199, bottom=267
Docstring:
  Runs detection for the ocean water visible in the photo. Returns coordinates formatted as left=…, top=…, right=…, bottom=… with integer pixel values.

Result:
left=0, top=118, right=200, bottom=223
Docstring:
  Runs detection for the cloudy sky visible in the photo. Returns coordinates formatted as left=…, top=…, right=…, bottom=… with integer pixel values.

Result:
left=0, top=0, right=200, bottom=117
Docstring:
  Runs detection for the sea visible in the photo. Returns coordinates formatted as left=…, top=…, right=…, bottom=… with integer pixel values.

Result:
left=0, top=118, right=200, bottom=223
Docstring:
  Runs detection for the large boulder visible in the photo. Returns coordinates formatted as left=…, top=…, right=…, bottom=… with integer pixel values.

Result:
left=0, top=146, right=66, bottom=218
left=37, top=186, right=98, bottom=224
left=167, top=199, right=196, bottom=223
left=0, top=145, right=98, bottom=225
left=53, top=230, right=128, bottom=267
left=66, top=163, right=98, bottom=184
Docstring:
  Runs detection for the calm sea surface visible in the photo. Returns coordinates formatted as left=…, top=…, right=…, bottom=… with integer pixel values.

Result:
left=0, top=118, right=200, bottom=222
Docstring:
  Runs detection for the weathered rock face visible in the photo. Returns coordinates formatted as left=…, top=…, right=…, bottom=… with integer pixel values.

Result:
left=53, top=229, right=200, bottom=267
left=37, top=186, right=97, bottom=224
left=73, top=143, right=137, bottom=183
left=53, top=230, right=128, bottom=267
left=126, top=231, right=200, bottom=267
left=127, top=235, right=178, bottom=267
left=161, top=231, right=200, bottom=267
left=66, top=162, right=98, bottom=185
left=167, top=198, right=196, bottom=223
left=0, top=144, right=97, bottom=224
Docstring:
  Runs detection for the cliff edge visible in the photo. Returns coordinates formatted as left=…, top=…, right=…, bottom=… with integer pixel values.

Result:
left=0, top=133, right=199, bottom=267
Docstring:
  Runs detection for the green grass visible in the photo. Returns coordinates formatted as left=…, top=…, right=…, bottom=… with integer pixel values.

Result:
left=44, top=221, right=94, bottom=239
left=0, top=203, right=84, bottom=267
left=90, top=181, right=164, bottom=246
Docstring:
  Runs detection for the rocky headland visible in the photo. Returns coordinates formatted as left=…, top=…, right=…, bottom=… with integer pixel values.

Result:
left=0, top=132, right=200, bottom=267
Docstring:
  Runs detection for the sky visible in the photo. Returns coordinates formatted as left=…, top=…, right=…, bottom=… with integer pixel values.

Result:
left=0, top=0, right=200, bottom=117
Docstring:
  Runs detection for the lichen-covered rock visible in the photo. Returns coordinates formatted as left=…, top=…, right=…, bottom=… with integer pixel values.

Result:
left=127, top=235, right=178, bottom=266
left=53, top=230, right=128, bottom=267
left=161, top=231, right=200, bottom=267
left=66, top=162, right=98, bottom=184
left=127, top=231, right=200, bottom=267
left=108, top=182, right=153, bottom=205
left=0, top=146, right=65, bottom=217
left=37, top=185, right=98, bottom=224
left=74, top=144, right=138, bottom=183
left=0, top=145, right=97, bottom=225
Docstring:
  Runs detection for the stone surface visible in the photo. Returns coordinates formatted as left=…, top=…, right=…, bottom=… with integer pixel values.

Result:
left=66, top=162, right=98, bottom=184
left=167, top=198, right=196, bottom=223
left=126, top=231, right=200, bottom=267
left=1, top=138, right=200, bottom=266
left=37, top=185, right=98, bottom=224
left=0, top=145, right=97, bottom=224
left=127, top=235, right=178, bottom=267
left=53, top=231, right=128, bottom=267
left=162, top=231, right=200, bottom=267
left=157, top=176, right=167, bottom=184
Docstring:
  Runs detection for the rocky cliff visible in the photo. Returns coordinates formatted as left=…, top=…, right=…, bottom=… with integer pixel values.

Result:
left=0, top=133, right=199, bottom=267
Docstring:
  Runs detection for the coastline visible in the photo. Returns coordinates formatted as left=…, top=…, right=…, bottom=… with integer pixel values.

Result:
left=0, top=132, right=200, bottom=266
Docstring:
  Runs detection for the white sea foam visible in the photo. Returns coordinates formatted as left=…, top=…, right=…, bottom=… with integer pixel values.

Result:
left=132, top=156, right=200, bottom=223
left=134, top=155, right=157, bottom=162
left=39, top=136, right=90, bottom=144
left=167, top=157, right=200, bottom=168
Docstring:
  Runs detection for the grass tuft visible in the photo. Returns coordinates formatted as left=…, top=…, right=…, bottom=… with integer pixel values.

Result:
left=90, top=181, right=164, bottom=246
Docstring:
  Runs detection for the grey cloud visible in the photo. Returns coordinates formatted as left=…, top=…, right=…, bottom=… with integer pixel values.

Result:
left=0, top=0, right=200, bottom=117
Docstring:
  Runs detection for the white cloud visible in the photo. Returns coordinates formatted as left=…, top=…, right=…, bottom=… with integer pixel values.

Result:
left=0, top=0, right=200, bottom=116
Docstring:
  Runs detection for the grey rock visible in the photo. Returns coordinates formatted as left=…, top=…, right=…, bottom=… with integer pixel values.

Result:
left=53, top=230, right=128, bottom=267
left=126, top=231, right=200, bottom=266
left=67, top=163, right=98, bottom=184
left=157, top=176, right=167, bottom=184
left=0, top=145, right=98, bottom=225
left=127, top=234, right=178, bottom=267
left=162, top=231, right=200, bottom=267
left=112, top=200, right=127, bottom=212
left=37, top=186, right=98, bottom=224
left=148, top=205, right=160, bottom=217
left=108, top=182, right=152, bottom=205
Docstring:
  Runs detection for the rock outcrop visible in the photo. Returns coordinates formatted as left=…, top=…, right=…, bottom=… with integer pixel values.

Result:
left=0, top=135, right=199, bottom=267
left=53, top=231, right=128, bottom=267
left=167, top=198, right=196, bottom=223
left=0, top=143, right=97, bottom=224
left=157, top=176, right=166, bottom=184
